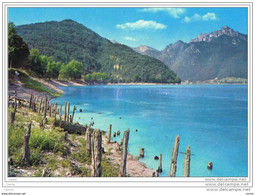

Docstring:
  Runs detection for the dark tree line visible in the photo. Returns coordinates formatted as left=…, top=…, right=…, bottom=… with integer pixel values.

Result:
left=8, top=22, right=29, bottom=68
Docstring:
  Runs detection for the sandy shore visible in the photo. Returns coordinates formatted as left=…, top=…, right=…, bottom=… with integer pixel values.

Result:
left=49, top=80, right=87, bottom=87
left=8, top=78, right=155, bottom=177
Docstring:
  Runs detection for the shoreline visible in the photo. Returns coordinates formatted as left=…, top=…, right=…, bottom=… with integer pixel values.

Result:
left=8, top=77, right=247, bottom=177
left=8, top=79, right=155, bottom=177
left=49, top=80, right=247, bottom=89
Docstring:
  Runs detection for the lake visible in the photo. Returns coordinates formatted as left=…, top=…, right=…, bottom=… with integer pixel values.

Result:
left=51, top=84, right=248, bottom=177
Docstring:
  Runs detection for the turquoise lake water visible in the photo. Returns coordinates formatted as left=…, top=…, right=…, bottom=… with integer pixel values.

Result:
left=51, top=84, right=248, bottom=177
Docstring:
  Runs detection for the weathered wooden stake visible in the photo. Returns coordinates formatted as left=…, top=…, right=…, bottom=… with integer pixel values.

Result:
left=67, top=102, right=70, bottom=123
left=86, top=128, right=92, bottom=155
left=23, top=122, right=32, bottom=166
left=107, top=124, right=112, bottom=143
left=91, top=129, right=102, bottom=177
left=39, top=97, right=42, bottom=113
left=71, top=105, right=76, bottom=123
left=119, top=128, right=130, bottom=177
left=29, top=93, right=33, bottom=108
left=169, top=135, right=180, bottom=177
left=8, top=96, right=10, bottom=108
left=14, top=98, right=17, bottom=113
left=54, top=103, right=58, bottom=121
left=32, top=99, right=36, bottom=112
left=49, top=105, right=52, bottom=117
left=183, top=145, right=191, bottom=177
left=64, top=102, right=67, bottom=121
left=64, top=131, right=68, bottom=141
left=43, top=95, right=47, bottom=119
left=139, top=148, right=145, bottom=158
left=10, top=112, right=15, bottom=124
left=59, top=105, right=62, bottom=119
left=157, top=154, right=162, bottom=173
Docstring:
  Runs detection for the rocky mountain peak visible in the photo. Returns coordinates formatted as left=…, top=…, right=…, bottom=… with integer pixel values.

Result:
left=190, top=26, right=247, bottom=43
left=135, top=45, right=155, bottom=53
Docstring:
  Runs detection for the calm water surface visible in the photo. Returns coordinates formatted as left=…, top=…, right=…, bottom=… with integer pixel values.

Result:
left=51, top=84, right=247, bottom=177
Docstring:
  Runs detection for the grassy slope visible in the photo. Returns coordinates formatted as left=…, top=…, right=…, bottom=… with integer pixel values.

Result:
left=9, top=68, right=62, bottom=97
left=8, top=104, right=119, bottom=177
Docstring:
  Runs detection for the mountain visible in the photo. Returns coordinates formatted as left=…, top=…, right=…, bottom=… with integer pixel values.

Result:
left=134, top=26, right=247, bottom=82
left=16, top=19, right=180, bottom=83
left=133, top=45, right=161, bottom=59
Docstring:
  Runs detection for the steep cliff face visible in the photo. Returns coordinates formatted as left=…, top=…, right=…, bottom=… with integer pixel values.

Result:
left=134, top=26, right=247, bottom=81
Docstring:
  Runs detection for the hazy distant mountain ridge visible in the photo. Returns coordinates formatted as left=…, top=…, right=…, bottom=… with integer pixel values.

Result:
left=133, top=45, right=161, bottom=59
left=134, top=26, right=247, bottom=81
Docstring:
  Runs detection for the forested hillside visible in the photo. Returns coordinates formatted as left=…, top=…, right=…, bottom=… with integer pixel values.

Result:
left=16, top=19, right=180, bottom=83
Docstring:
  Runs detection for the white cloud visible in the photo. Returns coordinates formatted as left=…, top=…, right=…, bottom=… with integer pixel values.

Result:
left=202, top=12, right=217, bottom=21
left=124, top=36, right=136, bottom=41
left=141, top=8, right=186, bottom=18
left=116, top=20, right=167, bottom=30
left=183, top=16, right=191, bottom=23
left=183, top=12, right=217, bottom=23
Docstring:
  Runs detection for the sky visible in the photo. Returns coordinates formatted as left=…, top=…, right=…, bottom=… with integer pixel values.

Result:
left=8, top=7, right=247, bottom=50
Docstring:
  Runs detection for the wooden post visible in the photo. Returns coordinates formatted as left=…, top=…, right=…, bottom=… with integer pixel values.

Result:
left=10, top=112, right=15, bottom=124
left=59, top=105, right=62, bottom=119
left=29, top=93, right=33, bottom=108
left=64, top=102, right=67, bottom=121
left=54, top=103, right=58, bottom=121
left=119, top=129, right=130, bottom=177
left=38, top=97, right=42, bottom=113
left=91, top=129, right=102, bottom=177
left=59, top=105, right=62, bottom=126
left=10, top=97, right=17, bottom=124
left=34, top=95, right=39, bottom=104
left=43, top=95, right=47, bottom=119
left=64, top=131, right=68, bottom=141
left=67, top=102, right=70, bottom=123
left=169, top=135, right=180, bottom=177
left=86, top=128, right=92, bottom=155
left=71, top=105, right=76, bottom=123
left=47, top=100, right=50, bottom=111
left=183, top=145, right=191, bottom=177
left=107, top=124, right=112, bottom=143
left=14, top=97, right=17, bottom=113
left=32, top=98, right=36, bottom=112
left=157, top=154, right=162, bottom=173
left=139, top=148, right=145, bottom=158
left=49, top=105, right=52, bottom=117
left=23, top=122, right=32, bottom=166
left=58, top=104, right=62, bottom=122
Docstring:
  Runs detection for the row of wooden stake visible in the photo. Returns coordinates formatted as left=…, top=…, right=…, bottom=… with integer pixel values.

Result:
left=10, top=92, right=190, bottom=177
left=10, top=93, right=131, bottom=177
left=107, top=125, right=191, bottom=177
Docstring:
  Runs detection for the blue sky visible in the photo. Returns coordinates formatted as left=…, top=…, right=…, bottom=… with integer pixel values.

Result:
left=8, top=7, right=247, bottom=50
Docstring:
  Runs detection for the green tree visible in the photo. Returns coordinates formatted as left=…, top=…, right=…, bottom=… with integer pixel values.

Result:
left=133, top=75, right=141, bottom=82
left=59, top=60, right=83, bottom=80
left=46, top=56, right=62, bottom=79
left=83, top=72, right=110, bottom=83
left=28, top=48, right=47, bottom=76
left=8, top=22, right=29, bottom=68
